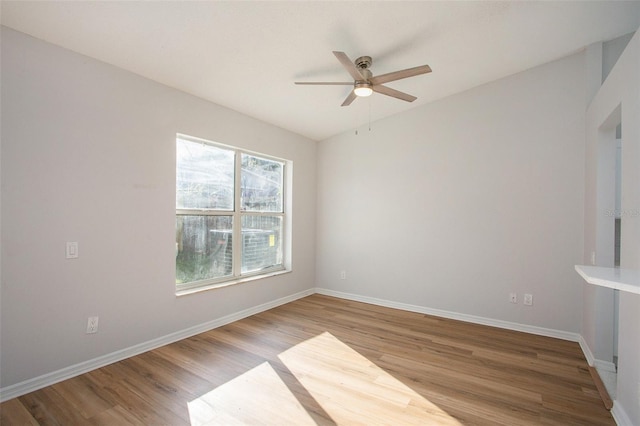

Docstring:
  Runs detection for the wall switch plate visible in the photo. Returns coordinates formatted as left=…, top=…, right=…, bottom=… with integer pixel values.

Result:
left=86, top=316, right=99, bottom=334
left=509, top=293, right=517, bottom=304
left=524, top=294, right=533, bottom=306
left=340, top=270, right=346, bottom=280
left=66, top=242, right=79, bottom=259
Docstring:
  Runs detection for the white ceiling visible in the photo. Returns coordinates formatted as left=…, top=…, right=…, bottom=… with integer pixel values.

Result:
left=2, top=1, right=639, bottom=141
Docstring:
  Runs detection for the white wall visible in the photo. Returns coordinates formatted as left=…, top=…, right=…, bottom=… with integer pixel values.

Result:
left=317, top=52, right=586, bottom=333
left=584, top=29, right=640, bottom=425
left=603, top=32, right=635, bottom=83
left=0, top=27, right=317, bottom=389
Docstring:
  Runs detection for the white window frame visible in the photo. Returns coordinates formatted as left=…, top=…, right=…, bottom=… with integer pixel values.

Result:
left=176, top=134, right=289, bottom=294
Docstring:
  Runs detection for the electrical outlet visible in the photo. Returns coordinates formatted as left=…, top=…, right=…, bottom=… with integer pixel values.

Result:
left=86, top=316, right=99, bottom=334
left=509, top=293, right=517, bottom=304
left=524, top=294, right=533, bottom=306
left=340, top=270, right=346, bottom=280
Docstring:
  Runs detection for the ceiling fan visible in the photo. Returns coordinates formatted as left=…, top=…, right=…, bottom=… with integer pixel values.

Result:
left=295, top=51, right=432, bottom=106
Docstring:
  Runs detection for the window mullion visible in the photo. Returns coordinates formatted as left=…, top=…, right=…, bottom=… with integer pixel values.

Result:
left=233, top=151, right=243, bottom=278
left=176, top=209, right=231, bottom=216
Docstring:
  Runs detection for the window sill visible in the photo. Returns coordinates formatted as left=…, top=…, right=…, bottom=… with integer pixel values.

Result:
left=176, top=269, right=291, bottom=297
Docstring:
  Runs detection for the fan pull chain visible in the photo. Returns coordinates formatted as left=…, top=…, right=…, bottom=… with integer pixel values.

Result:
left=354, top=98, right=372, bottom=136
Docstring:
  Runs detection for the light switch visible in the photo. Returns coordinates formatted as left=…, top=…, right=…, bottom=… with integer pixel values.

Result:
left=66, top=242, right=79, bottom=259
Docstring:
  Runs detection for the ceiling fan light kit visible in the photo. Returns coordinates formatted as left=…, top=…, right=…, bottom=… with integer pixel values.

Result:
left=295, top=51, right=431, bottom=106
left=354, top=82, right=373, bottom=97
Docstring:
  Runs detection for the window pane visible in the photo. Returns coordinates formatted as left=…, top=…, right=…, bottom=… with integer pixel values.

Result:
left=177, top=138, right=234, bottom=210
left=241, top=154, right=283, bottom=212
left=241, top=215, right=282, bottom=273
left=176, top=215, right=233, bottom=283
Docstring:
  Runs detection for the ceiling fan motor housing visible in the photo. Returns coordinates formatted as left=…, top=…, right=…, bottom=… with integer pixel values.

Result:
left=354, top=57, right=373, bottom=86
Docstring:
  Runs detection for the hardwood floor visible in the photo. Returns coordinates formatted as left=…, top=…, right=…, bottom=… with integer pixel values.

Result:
left=1, top=294, right=614, bottom=425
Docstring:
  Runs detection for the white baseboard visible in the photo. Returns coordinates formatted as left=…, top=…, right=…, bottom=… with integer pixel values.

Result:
left=595, top=359, right=617, bottom=373
left=2, top=285, right=629, bottom=426
left=0, top=288, right=315, bottom=402
left=315, top=288, right=581, bottom=342
left=579, top=334, right=597, bottom=366
left=612, top=400, right=634, bottom=426
left=578, top=335, right=617, bottom=372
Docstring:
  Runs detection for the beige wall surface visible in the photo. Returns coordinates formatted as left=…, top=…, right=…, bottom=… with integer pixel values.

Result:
left=317, top=52, right=586, bottom=333
left=0, top=27, right=317, bottom=389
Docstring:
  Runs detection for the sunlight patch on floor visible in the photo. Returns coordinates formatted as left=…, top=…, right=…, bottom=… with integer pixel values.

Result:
left=187, top=361, right=316, bottom=425
left=278, top=331, right=462, bottom=425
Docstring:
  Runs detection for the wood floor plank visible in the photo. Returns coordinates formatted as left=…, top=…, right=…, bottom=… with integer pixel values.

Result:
left=48, top=375, right=114, bottom=420
left=18, top=386, right=89, bottom=425
left=87, top=405, right=145, bottom=426
left=1, top=294, right=614, bottom=425
left=0, top=397, right=39, bottom=425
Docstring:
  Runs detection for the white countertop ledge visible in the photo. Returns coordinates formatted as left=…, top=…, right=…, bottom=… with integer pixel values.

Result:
left=575, top=265, right=640, bottom=295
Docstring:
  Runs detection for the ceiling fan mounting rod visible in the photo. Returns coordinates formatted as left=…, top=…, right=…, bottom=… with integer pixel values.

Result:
left=357, top=68, right=373, bottom=81
left=355, top=56, right=372, bottom=70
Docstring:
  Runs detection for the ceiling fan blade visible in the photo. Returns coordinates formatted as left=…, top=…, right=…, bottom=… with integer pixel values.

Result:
left=372, top=85, right=417, bottom=102
left=333, top=51, right=364, bottom=81
left=369, top=65, right=432, bottom=85
left=294, top=82, right=354, bottom=85
left=341, top=90, right=357, bottom=107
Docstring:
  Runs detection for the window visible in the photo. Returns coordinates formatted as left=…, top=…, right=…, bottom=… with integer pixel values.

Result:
left=175, top=135, right=287, bottom=292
